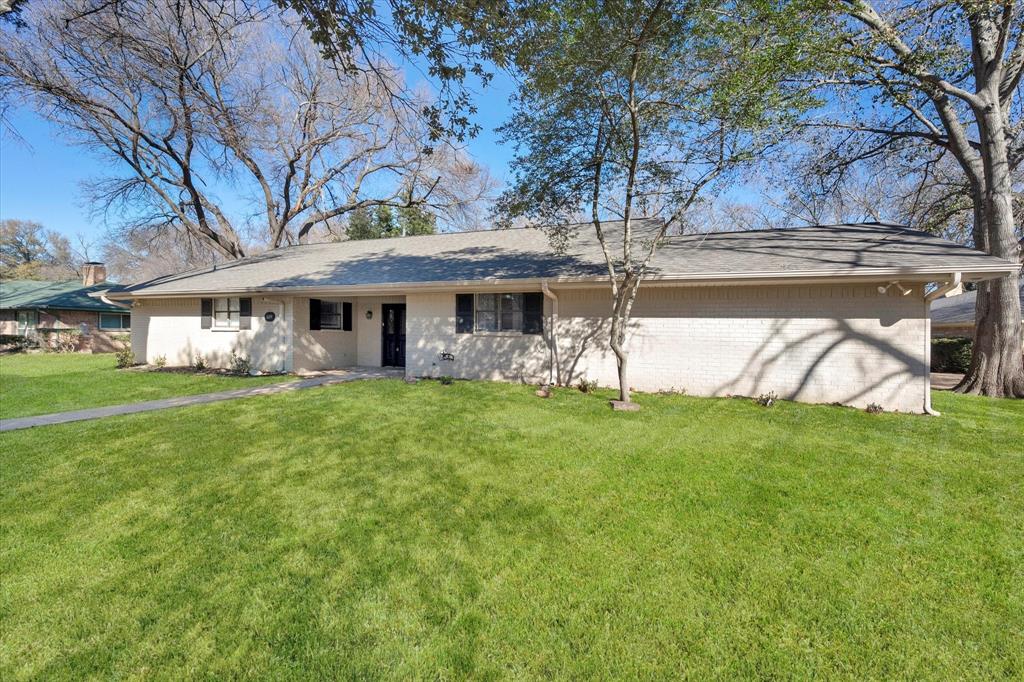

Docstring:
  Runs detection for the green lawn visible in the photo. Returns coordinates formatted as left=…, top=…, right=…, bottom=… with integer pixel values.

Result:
left=0, top=352, right=290, bottom=419
left=1, top=372, right=1022, bottom=679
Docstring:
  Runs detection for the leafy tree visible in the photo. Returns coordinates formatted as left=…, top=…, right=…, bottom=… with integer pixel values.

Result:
left=345, top=207, right=379, bottom=241
left=346, top=205, right=438, bottom=239
left=0, top=219, right=81, bottom=280
left=496, top=0, right=802, bottom=405
left=398, top=205, right=438, bottom=236
left=744, top=0, right=1024, bottom=397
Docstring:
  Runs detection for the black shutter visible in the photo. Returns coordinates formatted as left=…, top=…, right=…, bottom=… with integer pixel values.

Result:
left=342, top=301, right=352, bottom=331
left=200, top=298, right=213, bottom=329
left=455, top=293, right=474, bottom=334
left=523, top=292, right=544, bottom=334
left=309, top=298, right=321, bottom=330
left=239, top=297, right=252, bottom=330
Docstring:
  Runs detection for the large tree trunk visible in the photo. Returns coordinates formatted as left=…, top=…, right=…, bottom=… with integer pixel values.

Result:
left=956, top=104, right=1024, bottom=397
left=960, top=275, right=1024, bottom=396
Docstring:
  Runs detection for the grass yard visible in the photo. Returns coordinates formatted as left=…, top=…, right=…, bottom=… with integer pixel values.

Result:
left=1, top=373, right=1022, bottom=679
left=0, top=352, right=290, bottom=420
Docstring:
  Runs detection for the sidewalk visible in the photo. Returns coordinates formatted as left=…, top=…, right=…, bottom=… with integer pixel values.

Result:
left=0, top=367, right=403, bottom=432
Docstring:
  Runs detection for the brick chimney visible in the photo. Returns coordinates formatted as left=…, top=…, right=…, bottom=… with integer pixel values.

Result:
left=82, top=262, right=107, bottom=286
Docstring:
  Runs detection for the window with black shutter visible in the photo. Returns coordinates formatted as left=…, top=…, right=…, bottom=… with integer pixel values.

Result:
left=522, top=292, right=543, bottom=334
left=309, top=298, right=322, bottom=330
left=200, top=298, right=213, bottom=329
left=455, top=293, right=474, bottom=333
left=239, top=297, right=252, bottom=330
left=310, top=298, right=351, bottom=330
left=456, top=292, right=543, bottom=334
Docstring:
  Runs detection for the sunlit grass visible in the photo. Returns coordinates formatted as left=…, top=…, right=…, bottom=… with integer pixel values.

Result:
left=0, top=353, right=289, bottom=419
left=1, top=378, right=1021, bottom=679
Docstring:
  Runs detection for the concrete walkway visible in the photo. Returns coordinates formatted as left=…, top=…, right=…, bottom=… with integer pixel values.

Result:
left=931, top=372, right=965, bottom=390
left=0, top=367, right=404, bottom=432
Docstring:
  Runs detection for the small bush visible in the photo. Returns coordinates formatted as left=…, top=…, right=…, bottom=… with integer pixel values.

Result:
left=115, top=347, right=135, bottom=368
left=229, top=351, right=251, bottom=375
left=576, top=378, right=598, bottom=394
left=192, top=355, right=207, bottom=371
left=439, top=375, right=454, bottom=385
left=37, top=328, right=81, bottom=353
left=865, top=403, right=884, bottom=414
left=0, top=334, right=36, bottom=351
left=931, top=338, right=972, bottom=373
left=153, top=355, right=167, bottom=368
left=755, top=391, right=778, bottom=407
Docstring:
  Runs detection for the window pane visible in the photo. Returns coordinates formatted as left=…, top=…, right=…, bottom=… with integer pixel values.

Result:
left=475, top=311, right=498, bottom=332
left=475, top=294, right=497, bottom=312
left=499, top=294, right=523, bottom=331
left=214, top=297, right=229, bottom=314
left=320, top=302, right=340, bottom=329
left=229, top=297, right=240, bottom=313
left=99, top=313, right=120, bottom=330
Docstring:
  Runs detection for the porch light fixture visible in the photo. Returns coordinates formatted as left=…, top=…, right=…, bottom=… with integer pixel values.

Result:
left=365, top=310, right=373, bottom=320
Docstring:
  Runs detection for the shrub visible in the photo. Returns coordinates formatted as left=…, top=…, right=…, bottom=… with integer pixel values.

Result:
left=192, top=355, right=207, bottom=371
left=153, top=355, right=167, bottom=368
left=115, top=347, right=135, bottom=368
left=576, top=378, right=598, bottom=394
left=755, top=391, right=778, bottom=407
left=229, top=351, right=251, bottom=375
left=37, top=328, right=80, bottom=353
left=0, top=334, right=36, bottom=351
left=931, top=338, right=972, bottom=373
left=439, top=375, right=454, bottom=385
left=865, top=403, right=884, bottom=414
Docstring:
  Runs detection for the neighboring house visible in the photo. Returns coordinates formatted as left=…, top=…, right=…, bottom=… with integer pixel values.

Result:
left=0, top=263, right=131, bottom=352
left=111, top=221, right=1019, bottom=413
left=930, top=280, right=1024, bottom=338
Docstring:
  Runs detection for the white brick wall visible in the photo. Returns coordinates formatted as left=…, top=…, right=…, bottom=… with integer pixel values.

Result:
left=405, top=292, right=550, bottom=381
left=131, top=296, right=290, bottom=371
left=135, top=282, right=929, bottom=412
left=405, top=284, right=928, bottom=412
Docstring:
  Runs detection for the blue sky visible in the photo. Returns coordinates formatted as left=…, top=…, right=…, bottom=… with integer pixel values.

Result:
left=0, top=67, right=522, bottom=243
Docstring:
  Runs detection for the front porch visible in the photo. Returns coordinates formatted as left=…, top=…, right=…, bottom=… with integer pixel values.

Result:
left=290, top=294, right=407, bottom=373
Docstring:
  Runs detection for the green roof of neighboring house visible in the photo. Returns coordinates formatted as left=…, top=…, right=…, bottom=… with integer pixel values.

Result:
left=0, top=279, right=129, bottom=313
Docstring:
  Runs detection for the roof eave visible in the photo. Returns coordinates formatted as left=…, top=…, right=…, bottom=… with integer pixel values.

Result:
left=111, top=263, right=1019, bottom=299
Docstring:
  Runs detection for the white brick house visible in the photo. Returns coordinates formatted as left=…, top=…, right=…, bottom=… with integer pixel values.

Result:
left=111, top=221, right=1019, bottom=413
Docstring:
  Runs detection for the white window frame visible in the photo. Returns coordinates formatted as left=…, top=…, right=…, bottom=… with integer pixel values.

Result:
left=16, top=310, right=38, bottom=336
left=474, top=293, right=524, bottom=334
left=213, top=297, right=241, bottom=329
left=99, top=312, right=131, bottom=331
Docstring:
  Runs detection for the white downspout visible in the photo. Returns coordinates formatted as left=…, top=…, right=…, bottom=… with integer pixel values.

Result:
left=541, top=280, right=559, bottom=386
left=922, top=272, right=962, bottom=416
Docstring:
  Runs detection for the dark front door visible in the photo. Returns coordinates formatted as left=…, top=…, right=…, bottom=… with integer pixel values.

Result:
left=381, top=303, right=406, bottom=367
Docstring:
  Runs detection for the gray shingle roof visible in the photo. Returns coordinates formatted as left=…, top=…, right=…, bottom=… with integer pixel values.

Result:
left=120, top=220, right=1019, bottom=296
left=931, top=280, right=1024, bottom=326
